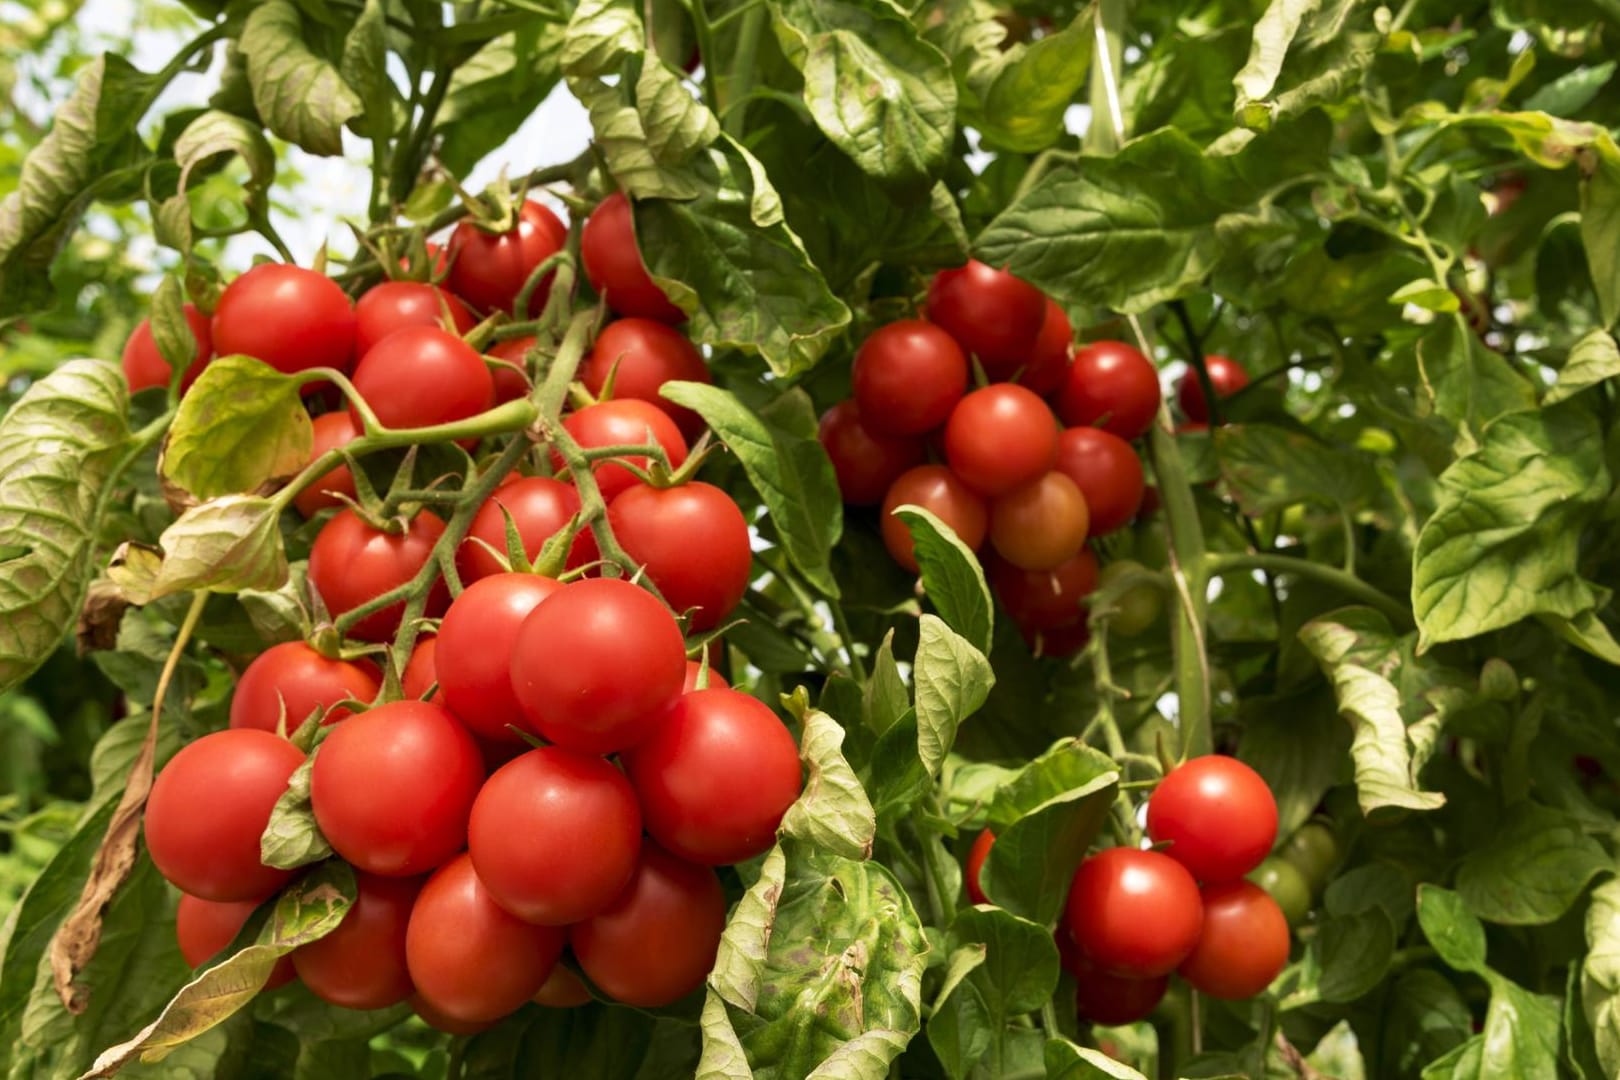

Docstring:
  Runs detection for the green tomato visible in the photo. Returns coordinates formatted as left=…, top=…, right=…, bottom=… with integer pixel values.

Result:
left=1280, top=822, right=1339, bottom=890
left=1248, top=857, right=1311, bottom=926
left=1099, top=560, right=1163, bottom=638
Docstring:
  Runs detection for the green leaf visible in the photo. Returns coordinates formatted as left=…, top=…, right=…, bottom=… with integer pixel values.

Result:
left=1412, top=402, right=1609, bottom=651
left=1392, top=278, right=1462, bottom=313
left=1523, top=61, right=1617, bottom=116
left=634, top=139, right=853, bottom=376
left=240, top=1, right=363, bottom=156
left=1380, top=970, right=1472, bottom=1078
left=863, top=630, right=908, bottom=734
left=1580, top=140, right=1620, bottom=329
left=976, top=114, right=1330, bottom=312
left=663, top=382, right=842, bottom=596
left=1314, top=908, right=1396, bottom=1003
left=780, top=690, right=877, bottom=860
left=149, top=274, right=197, bottom=375
left=1045, top=1038, right=1151, bottom=1079
left=561, top=0, right=642, bottom=77
left=1234, top=0, right=1376, bottom=129
left=1233, top=0, right=1336, bottom=123
left=152, top=496, right=291, bottom=597
left=260, top=753, right=331, bottom=869
left=696, top=990, right=753, bottom=1080
left=1418, top=885, right=1487, bottom=974
left=435, top=27, right=566, bottom=177
left=0, top=54, right=155, bottom=318
left=710, top=845, right=788, bottom=1013
left=770, top=0, right=955, bottom=188
left=160, top=355, right=314, bottom=500
left=1412, top=319, right=1537, bottom=445
left=930, top=906, right=1059, bottom=1075
left=79, top=862, right=355, bottom=1075
left=893, top=506, right=992, bottom=653
left=636, top=60, right=721, bottom=166
left=1237, top=687, right=1351, bottom=839
left=1455, top=802, right=1608, bottom=925
left=1214, top=423, right=1381, bottom=517
left=1547, top=328, right=1620, bottom=404
left=979, top=740, right=1118, bottom=925
left=0, top=360, right=130, bottom=695
left=914, top=614, right=993, bottom=778
left=1582, top=876, right=1620, bottom=1078
left=172, top=109, right=275, bottom=196
left=338, top=0, right=390, bottom=138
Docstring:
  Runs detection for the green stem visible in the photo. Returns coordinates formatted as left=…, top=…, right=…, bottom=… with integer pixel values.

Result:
left=721, top=5, right=767, bottom=138
left=1085, top=0, right=1128, bottom=153
left=687, top=0, right=723, bottom=116
left=1205, top=552, right=1411, bottom=626
left=829, top=601, right=868, bottom=682
left=389, top=68, right=452, bottom=207
left=1147, top=423, right=1213, bottom=759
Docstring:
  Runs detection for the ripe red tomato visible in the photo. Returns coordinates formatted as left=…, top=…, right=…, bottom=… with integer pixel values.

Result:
left=581, top=318, right=710, bottom=441
left=458, top=476, right=598, bottom=582
left=570, top=840, right=726, bottom=1008
left=145, top=730, right=304, bottom=902
left=561, top=399, right=690, bottom=502
left=1052, top=427, right=1144, bottom=537
left=1063, top=848, right=1203, bottom=978
left=401, top=635, right=443, bottom=703
left=293, top=411, right=362, bottom=518
left=349, top=325, right=494, bottom=432
left=175, top=893, right=295, bottom=989
left=1177, top=880, right=1290, bottom=999
left=307, top=508, right=449, bottom=642
left=229, top=641, right=379, bottom=734
left=988, top=470, right=1089, bottom=571
left=944, top=384, right=1059, bottom=497
left=965, top=829, right=994, bottom=905
left=406, top=853, right=567, bottom=1023
left=486, top=336, right=534, bottom=404
left=623, top=687, right=802, bottom=865
left=437, top=573, right=562, bottom=743
left=1071, top=953, right=1167, bottom=1026
left=1056, top=341, right=1161, bottom=441
left=1020, top=299, right=1072, bottom=397
left=989, top=548, right=1099, bottom=631
left=310, top=700, right=484, bottom=876
left=682, top=658, right=729, bottom=693
left=122, top=303, right=212, bottom=392
left=291, top=872, right=420, bottom=1010
left=533, top=964, right=592, bottom=1008
left=354, top=282, right=474, bottom=358
left=580, top=191, right=684, bottom=323
left=1178, top=354, right=1249, bottom=423
left=412, top=993, right=496, bottom=1035
left=447, top=199, right=568, bottom=317
left=607, top=482, right=751, bottom=632
left=818, top=400, right=924, bottom=506
left=880, top=464, right=988, bottom=573
left=510, top=577, right=687, bottom=753
left=926, top=260, right=1046, bottom=379
left=468, top=747, right=642, bottom=925
left=1146, top=755, right=1278, bottom=883
left=851, top=319, right=968, bottom=436
left=211, top=264, right=357, bottom=381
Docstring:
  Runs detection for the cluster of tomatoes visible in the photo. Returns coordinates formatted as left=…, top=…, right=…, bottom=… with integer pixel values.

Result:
left=817, top=261, right=1160, bottom=656
left=967, top=755, right=1290, bottom=1024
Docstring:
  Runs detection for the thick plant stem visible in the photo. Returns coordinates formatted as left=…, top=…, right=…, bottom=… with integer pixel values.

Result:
left=722, top=5, right=767, bottom=138
left=1147, top=424, right=1212, bottom=759
left=1206, top=552, right=1411, bottom=626
left=1085, top=0, right=1128, bottom=154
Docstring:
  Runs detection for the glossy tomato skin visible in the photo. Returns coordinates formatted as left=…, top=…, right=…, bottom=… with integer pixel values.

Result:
left=623, top=688, right=802, bottom=865
left=447, top=199, right=568, bottom=317
left=1053, top=427, right=1144, bottom=537
left=607, top=482, right=751, bottom=632
left=175, top=893, right=296, bottom=989
left=122, top=303, right=212, bottom=392
left=880, top=464, right=989, bottom=573
left=307, top=508, right=449, bottom=642
left=944, top=384, right=1059, bottom=497
left=458, top=476, right=598, bottom=582
left=354, top=282, right=474, bottom=358
left=1071, top=954, right=1168, bottom=1026
left=580, top=192, right=684, bottom=323
left=818, top=400, right=924, bottom=506
left=926, top=260, right=1047, bottom=379
left=570, top=840, right=726, bottom=1008
left=212, top=264, right=357, bottom=380
left=292, top=872, right=421, bottom=1010
left=486, top=336, right=534, bottom=404
left=989, top=548, right=1099, bottom=631
left=581, top=318, right=710, bottom=440
left=412, top=993, right=496, bottom=1035
left=400, top=636, right=443, bottom=703
left=310, top=701, right=484, bottom=876
left=510, top=577, right=687, bottom=753
left=1177, top=881, right=1289, bottom=999
left=229, top=641, right=379, bottom=734
left=406, top=853, right=566, bottom=1023
left=1063, top=848, right=1203, bottom=978
left=989, top=470, right=1089, bottom=571
left=437, top=573, right=562, bottom=742
left=349, top=325, right=495, bottom=432
left=1020, top=299, right=1072, bottom=396
left=1057, top=341, right=1162, bottom=441
left=561, top=399, right=690, bottom=502
left=1146, top=755, right=1278, bottom=883
left=469, top=747, right=642, bottom=925
left=146, top=730, right=304, bottom=902
left=293, top=411, right=362, bottom=518
left=1177, top=354, right=1249, bottom=423
left=851, top=319, right=968, bottom=436
left=965, top=830, right=995, bottom=905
